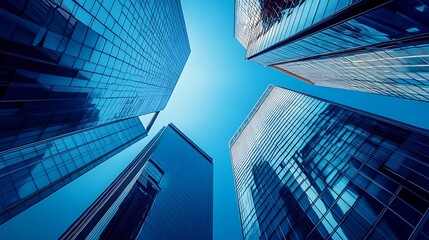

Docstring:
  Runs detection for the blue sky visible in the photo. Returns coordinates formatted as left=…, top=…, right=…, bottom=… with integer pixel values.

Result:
left=1, top=0, right=429, bottom=239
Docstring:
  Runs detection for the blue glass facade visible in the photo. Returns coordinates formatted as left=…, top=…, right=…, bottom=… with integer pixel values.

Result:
left=0, top=0, right=190, bottom=151
left=235, top=0, right=429, bottom=101
left=61, top=124, right=213, bottom=240
left=0, top=0, right=189, bottom=227
left=0, top=117, right=147, bottom=224
left=230, top=85, right=429, bottom=240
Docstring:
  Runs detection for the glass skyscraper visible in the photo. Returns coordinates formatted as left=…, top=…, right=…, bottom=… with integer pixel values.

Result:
left=234, top=0, right=429, bottom=101
left=230, top=85, right=429, bottom=240
left=0, top=0, right=190, bottom=151
left=0, top=117, right=147, bottom=224
left=0, top=0, right=190, bottom=226
left=61, top=124, right=213, bottom=240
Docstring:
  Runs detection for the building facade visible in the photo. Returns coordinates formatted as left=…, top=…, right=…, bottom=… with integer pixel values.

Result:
left=234, top=0, right=429, bottom=101
left=0, top=0, right=190, bottom=151
left=0, top=0, right=189, bottom=225
left=61, top=124, right=213, bottom=240
left=230, top=85, right=429, bottom=240
left=0, top=117, right=147, bottom=224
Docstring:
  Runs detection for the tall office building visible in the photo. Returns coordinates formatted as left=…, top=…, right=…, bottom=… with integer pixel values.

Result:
left=0, top=117, right=147, bottom=224
left=0, top=0, right=189, bottom=226
left=234, top=0, right=429, bottom=101
left=61, top=124, right=213, bottom=240
left=230, top=85, right=429, bottom=240
left=0, top=0, right=190, bottom=151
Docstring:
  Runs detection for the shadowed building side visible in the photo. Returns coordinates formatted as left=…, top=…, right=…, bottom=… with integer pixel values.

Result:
left=61, top=124, right=213, bottom=240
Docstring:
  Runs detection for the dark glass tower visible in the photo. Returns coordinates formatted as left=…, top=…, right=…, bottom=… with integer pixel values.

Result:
left=0, top=0, right=189, bottom=226
left=0, top=0, right=190, bottom=151
left=230, top=85, right=429, bottom=240
left=0, top=117, right=147, bottom=224
left=61, top=124, right=213, bottom=240
left=234, top=0, right=429, bottom=101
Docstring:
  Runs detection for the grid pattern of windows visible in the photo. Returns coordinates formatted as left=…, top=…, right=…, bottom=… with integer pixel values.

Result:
left=0, top=0, right=190, bottom=151
left=278, top=43, right=429, bottom=101
left=0, top=117, right=147, bottom=224
left=136, top=128, right=213, bottom=240
left=234, top=0, right=429, bottom=102
left=61, top=125, right=213, bottom=240
left=249, top=0, right=429, bottom=65
left=230, top=86, right=429, bottom=240
left=235, top=0, right=355, bottom=51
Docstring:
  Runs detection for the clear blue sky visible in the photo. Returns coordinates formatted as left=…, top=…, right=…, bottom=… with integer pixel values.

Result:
left=1, top=0, right=429, bottom=239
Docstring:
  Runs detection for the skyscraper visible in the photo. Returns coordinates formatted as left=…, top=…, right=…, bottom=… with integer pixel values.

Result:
left=0, top=0, right=190, bottom=151
left=230, top=85, right=429, bottom=240
left=234, top=0, right=429, bottom=101
left=61, top=124, right=213, bottom=240
left=0, top=0, right=189, bottom=226
left=0, top=117, right=147, bottom=224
